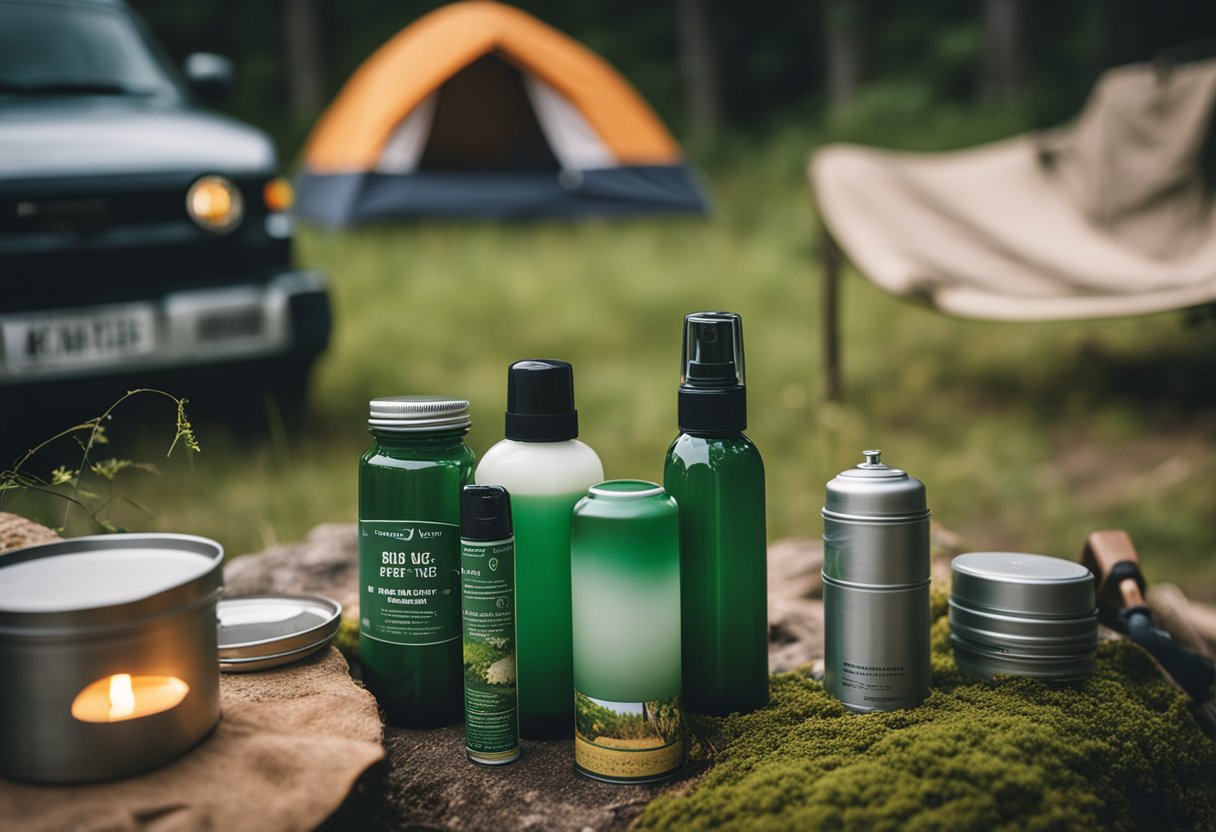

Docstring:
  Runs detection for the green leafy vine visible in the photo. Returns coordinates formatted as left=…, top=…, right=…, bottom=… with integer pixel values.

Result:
left=0, top=388, right=201, bottom=533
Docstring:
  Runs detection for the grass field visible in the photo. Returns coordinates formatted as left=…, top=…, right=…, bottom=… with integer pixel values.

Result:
left=9, top=113, right=1215, bottom=597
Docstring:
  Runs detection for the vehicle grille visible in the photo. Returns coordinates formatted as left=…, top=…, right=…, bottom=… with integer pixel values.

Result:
left=0, top=189, right=181, bottom=235
left=0, top=174, right=292, bottom=311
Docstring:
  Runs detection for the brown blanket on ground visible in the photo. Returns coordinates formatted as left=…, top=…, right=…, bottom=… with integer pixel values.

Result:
left=0, top=647, right=384, bottom=832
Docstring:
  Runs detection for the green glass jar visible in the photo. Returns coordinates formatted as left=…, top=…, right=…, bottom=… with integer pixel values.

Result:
left=571, top=480, right=684, bottom=784
left=358, top=396, right=475, bottom=727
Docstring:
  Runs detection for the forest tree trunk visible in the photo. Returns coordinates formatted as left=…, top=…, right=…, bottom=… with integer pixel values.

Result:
left=823, top=0, right=862, bottom=106
left=981, top=0, right=1026, bottom=101
left=676, top=0, right=722, bottom=137
left=284, top=0, right=325, bottom=118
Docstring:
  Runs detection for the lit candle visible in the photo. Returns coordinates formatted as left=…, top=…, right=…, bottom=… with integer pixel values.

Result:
left=70, top=674, right=190, bottom=723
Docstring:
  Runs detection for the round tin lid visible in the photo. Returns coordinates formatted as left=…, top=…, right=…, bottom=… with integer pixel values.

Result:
left=823, top=450, right=928, bottom=519
left=368, top=396, right=470, bottom=432
left=217, top=595, right=342, bottom=671
left=0, top=534, right=223, bottom=634
left=951, top=552, right=1095, bottom=619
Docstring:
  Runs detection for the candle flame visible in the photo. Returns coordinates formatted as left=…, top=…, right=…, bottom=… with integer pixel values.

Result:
left=71, top=674, right=190, bottom=723
left=108, top=673, right=136, bottom=720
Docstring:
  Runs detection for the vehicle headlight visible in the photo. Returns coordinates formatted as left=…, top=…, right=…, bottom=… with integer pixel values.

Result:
left=187, top=175, right=243, bottom=232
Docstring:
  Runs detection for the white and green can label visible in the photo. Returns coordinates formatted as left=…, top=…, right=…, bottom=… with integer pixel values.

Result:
left=461, top=536, right=519, bottom=763
left=359, top=520, right=460, bottom=646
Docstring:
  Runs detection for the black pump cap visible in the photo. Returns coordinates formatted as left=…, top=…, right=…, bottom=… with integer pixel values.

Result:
left=504, top=359, right=579, bottom=442
left=678, top=311, right=747, bottom=435
left=461, top=485, right=513, bottom=541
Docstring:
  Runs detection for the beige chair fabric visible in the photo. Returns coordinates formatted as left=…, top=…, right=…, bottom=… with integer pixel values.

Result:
left=809, top=57, right=1216, bottom=321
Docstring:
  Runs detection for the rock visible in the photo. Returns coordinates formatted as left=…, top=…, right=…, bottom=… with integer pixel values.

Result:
left=227, top=528, right=829, bottom=831
left=0, top=512, right=60, bottom=554
left=767, top=536, right=823, bottom=600
left=766, top=537, right=825, bottom=672
left=930, top=521, right=966, bottom=560
left=931, top=521, right=966, bottom=585
left=325, top=726, right=702, bottom=832
left=768, top=596, right=825, bottom=674
left=225, top=523, right=359, bottom=624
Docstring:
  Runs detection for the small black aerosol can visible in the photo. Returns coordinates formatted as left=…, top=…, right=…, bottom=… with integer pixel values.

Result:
left=460, top=485, right=520, bottom=765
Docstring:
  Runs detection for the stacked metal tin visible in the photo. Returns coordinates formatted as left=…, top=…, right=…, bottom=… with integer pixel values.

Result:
left=949, top=552, right=1097, bottom=682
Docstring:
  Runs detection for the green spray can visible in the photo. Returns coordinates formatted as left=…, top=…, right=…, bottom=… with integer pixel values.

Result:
left=460, top=485, right=520, bottom=765
left=571, top=480, right=684, bottom=784
left=359, top=396, right=475, bottom=727
left=664, top=312, right=769, bottom=716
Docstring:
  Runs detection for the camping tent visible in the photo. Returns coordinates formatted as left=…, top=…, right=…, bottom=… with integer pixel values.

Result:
left=294, top=1, right=710, bottom=224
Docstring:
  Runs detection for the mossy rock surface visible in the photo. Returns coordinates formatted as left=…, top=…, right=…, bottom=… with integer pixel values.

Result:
left=639, top=592, right=1216, bottom=832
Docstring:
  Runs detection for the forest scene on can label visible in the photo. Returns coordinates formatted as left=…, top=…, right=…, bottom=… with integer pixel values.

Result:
left=1, top=0, right=1215, bottom=829
left=574, top=693, right=682, bottom=751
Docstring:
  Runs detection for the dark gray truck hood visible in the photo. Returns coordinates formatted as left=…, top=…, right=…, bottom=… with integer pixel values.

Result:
left=0, top=97, right=277, bottom=181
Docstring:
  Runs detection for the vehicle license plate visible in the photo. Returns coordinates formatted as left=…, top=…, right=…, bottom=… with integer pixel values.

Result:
left=197, top=308, right=264, bottom=342
left=3, top=305, right=156, bottom=371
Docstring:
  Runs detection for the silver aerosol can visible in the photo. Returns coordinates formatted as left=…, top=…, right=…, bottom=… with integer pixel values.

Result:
left=822, top=450, right=931, bottom=712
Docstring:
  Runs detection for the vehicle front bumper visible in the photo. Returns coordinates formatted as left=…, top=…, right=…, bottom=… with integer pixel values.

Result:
left=0, top=270, right=330, bottom=384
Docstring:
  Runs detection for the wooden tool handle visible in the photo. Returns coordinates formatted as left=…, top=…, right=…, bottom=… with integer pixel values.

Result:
left=1081, top=530, right=1145, bottom=610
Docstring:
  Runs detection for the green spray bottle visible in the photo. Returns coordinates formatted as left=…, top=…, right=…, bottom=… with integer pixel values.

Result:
left=663, top=311, right=769, bottom=716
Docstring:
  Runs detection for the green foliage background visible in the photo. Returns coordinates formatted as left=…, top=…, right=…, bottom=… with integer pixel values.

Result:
left=128, top=0, right=1216, bottom=159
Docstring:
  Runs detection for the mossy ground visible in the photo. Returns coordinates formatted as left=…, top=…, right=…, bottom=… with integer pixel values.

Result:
left=638, top=591, right=1216, bottom=831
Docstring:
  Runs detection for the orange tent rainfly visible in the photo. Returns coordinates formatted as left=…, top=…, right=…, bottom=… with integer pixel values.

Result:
left=295, top=1, right=710, bottom=223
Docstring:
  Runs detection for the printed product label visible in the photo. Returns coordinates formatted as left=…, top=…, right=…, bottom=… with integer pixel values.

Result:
left=461, top=537, right=519, bottom=759
left=840, top=661, right=911, bottom=707
left=574, top=690, right=684, bottom=781
left=359, top=519, right=460, bottom=646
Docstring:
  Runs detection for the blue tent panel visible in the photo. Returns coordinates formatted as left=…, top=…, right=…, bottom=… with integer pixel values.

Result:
left=295, top=165, right=710, bottom=225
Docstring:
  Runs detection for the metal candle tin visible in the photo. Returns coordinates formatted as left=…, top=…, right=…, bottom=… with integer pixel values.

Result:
left=570, top=480, right=684, bottom=784
left=0, top=534, right=224, bottom=784
left=822, top=450, right=931, bottom=712
left=949, top=552, right=1097, bottom=682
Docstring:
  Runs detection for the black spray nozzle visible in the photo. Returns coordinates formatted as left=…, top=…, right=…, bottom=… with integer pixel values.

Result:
left=677, top=311, right=748, bottom=435
left=681, top=311, right=745, bottom=390
left=461, top=485, right=513, bottom=541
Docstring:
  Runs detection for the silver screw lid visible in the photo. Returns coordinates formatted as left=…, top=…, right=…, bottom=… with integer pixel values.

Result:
left=217, top=595, right=342, bottom=672
left=951, top=552, right=1095, bottom=619
left=368, top=396, right=471, bottom=432
left=822, top=449, right=929, bottom=519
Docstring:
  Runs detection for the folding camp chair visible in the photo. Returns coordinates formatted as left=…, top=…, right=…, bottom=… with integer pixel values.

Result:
left=809, top=56, right=1216, bottom=400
